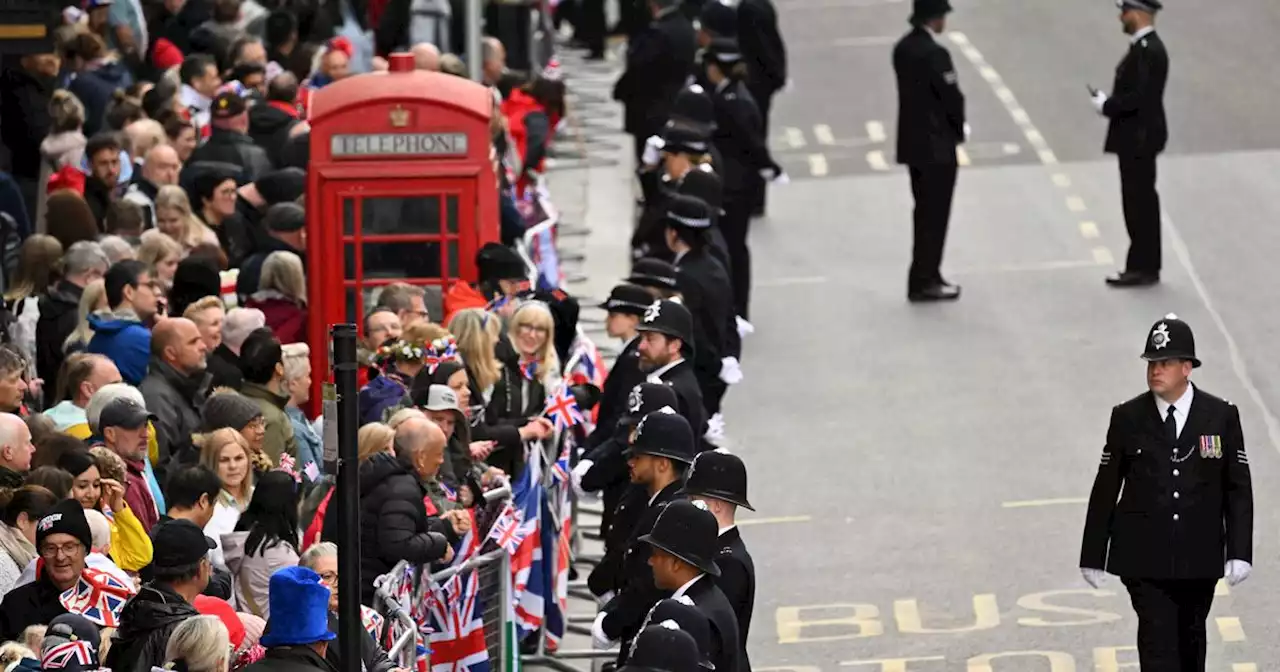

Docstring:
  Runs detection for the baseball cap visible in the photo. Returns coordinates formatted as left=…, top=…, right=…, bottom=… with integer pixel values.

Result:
left=421, top=385, right=465, bottom=424
left=151, top=519, right=216, bottom=568
left=212, top=90, right=248, bottom=119
left=99, top=397, right=156, bottom=430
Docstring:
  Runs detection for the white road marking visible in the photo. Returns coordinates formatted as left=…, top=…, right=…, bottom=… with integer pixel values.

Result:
left=739, top=515, right=813, bottom=526
left=813, top=124, right=835, bottom=145
left=1216, top=617, right=1246, bottom=642
left=1001, top=142, right=1021, bottom=155
left=865, top=120, right=886, bottom=143
left=1091, top=247, right=1114, bottom=265
left=1232, top=664, right=1258, bottom=672
left=866, top=150, right=889, bottom=171
left=955, top=147, right=971, bottom=166
left=1079, top=221, right=1099, bottom=239
left=807, top=153, right=829, bottom=176
left=785, top=127, right=806, bottom=149
left=949, top=32, right=1058, bottom=170
left=1051, top=173, right=1072, bottom=188
left=1001, top=497, right=1088, bottom=508
left=1066, top=196, right=1087, bottom=212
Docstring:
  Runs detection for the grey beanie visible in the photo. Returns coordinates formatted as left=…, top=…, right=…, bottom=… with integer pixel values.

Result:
left=202, top=391, right=264, bottom=432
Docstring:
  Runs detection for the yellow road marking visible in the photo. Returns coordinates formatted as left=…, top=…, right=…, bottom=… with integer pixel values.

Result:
left=1001, top=497, right=1087, bottom=509
left=866, top=121, right=886, bottom=143
left=1232, top=664, right=1257, bottom=672
left=867, top=150, right=889, bottom=171
left=1216, top=579, right=1230, bottom=596
left=807, top=154, right=829, bottom=177
left=814, top=124, right=835, bottom=145
left=1217, top=616, right=1245, bottom=642
left=956, top=147, right=971, bottom=166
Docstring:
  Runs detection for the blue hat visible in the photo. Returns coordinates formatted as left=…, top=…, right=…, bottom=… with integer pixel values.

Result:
left=260, top=567, right=336, bottom=647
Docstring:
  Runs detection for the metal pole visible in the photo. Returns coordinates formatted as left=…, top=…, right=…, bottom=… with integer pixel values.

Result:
left=466, top=0, right=483, bottom=82
left=332, top=324, right=362, bottom=672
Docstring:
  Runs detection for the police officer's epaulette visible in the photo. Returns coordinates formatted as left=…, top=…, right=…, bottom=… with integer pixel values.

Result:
left=719, top=546, right=732, bottom=556
left=1140, top=39, right=1149, bottom=48
left=724, top=92, right=737, bottom=100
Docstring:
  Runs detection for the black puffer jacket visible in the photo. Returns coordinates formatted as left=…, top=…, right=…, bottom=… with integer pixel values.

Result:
left=36, top=280, right=84, bottom=406
left=323, top=452, right=454, bottom=605
left=104, top=582, right=200, bottom=672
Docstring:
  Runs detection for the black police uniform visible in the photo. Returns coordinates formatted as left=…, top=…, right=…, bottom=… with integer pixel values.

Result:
left=893, top=0, right=964, bottom=300
left=737, top=0, right=787, bottom=216
left=684, top=449, right=756, bottom=666
left=628, top=257, right=682, bottom=300
left=589, top=285, right=655, bottom=448
left=633, top=598, right=717, bottom=670
left=586, top=382, right=683, bottom=597
left=634, top=123, right=718, bottom=260
left=614, top=6, right=698, bottom=161
left=705, top=38, right=779, bottom=320
left=599, top=412, right=699, bottom=653
left=1102, top=2, right=1169, bottom=286
left=639, top=500, right=741, bottom=672
left=636, top=299, right=708, bottom=440
left=1080, top=315, right=1253, bottom=672
left=620, top=624, right=701, bottom=672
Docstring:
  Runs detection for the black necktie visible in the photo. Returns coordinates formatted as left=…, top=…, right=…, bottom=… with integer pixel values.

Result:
left=1165, top=406, right=1178, bottom=443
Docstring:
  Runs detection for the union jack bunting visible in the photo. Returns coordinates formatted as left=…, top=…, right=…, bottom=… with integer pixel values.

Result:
left=59, top=567, right=136, bottom=627
left=543, top=385, right=584, bottom=431
left=41, top=640, right=94, bottom=669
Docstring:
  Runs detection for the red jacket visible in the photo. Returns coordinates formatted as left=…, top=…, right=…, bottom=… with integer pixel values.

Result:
left=501, top=90, right=561, bottom=196
left=245, top=295, right=307, bottom=344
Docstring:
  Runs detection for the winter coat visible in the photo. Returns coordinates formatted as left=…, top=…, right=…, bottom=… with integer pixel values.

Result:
left=139, top=357, right=211, bottom=466
left=207, top=342, right=245, bottom=390
left=68, top=61, right=134, bottom=137
left=222, top=530, right=300, bottom=619
left=357, top=372, right=410, bottom=427
left=236, top=238, right=304, bottom=300
left=189, top=128, right=274, bottom=182
left=240, top=644, right=338, bottom=672
left=36, top=130, right=87, bottom=230
left=323, top=611, right=396, bottom=672
left=240, top=382, right=298, bottom=464
left=0, top=65, right=54, bottom=184
left=286, top=406, right=323, bottom=480
left=87, top=309, right=152, bottom=385
left=104, top=582, right=201, bottom=672
left=244, top=292, right=306, bottom=344
left=321, top=452, right=452, bottom=605
left=247, top=102, right=300, bottom=168
left=0, top=573, right=69, bottom=641
left=36, top=280, right=84, bottom=405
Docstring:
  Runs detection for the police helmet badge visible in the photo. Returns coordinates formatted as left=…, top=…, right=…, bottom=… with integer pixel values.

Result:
left=628, top=387, right=643, bottom=414
left=1150, top=322, right=1172, bottom=350
left=644, top=301, right=662, bottom=323
left=690, top=499, right=710, bottom=511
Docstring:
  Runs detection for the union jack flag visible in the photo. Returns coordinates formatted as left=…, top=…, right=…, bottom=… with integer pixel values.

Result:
left=361, top=605, right=385, bottom=640
left=59, top=568, right=135, bottom=627
left=543, top=386, right=584, bottom=431
left=41, top=640, right=94, bottom=669
left=425, top=570, right=489, bottom=672
left=486, top=503, right=528, bottom=554
left=551, top=443, right=570, bottom=486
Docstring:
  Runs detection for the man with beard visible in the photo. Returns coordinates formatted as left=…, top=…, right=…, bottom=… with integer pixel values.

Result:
left=83, top=132, right=125, bottom=228
left=635, top=298, right=705, bottom=440
left=140, top=318, right=212, bottom=467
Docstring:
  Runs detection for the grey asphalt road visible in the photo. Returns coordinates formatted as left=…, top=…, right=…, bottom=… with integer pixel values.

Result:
left=731, top=0, right=1280, bottom=670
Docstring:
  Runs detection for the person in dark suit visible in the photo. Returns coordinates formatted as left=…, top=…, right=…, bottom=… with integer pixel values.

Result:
left=592, top=411, right=698, bottom=659
left=893, top=0, right=964, bottom=302
left=635, top=298, right=707, bottom=440
left=684, top=449, right=755, bottom=670
left=641, top=499, right=741, bottom=672
left=738, top=0, right=786, bottom=217
left=613, top=0, right=697, bottom=162
left=1080, top=314, right=1253, bottom=672
left=1092, top=0, right=1169, bottom=287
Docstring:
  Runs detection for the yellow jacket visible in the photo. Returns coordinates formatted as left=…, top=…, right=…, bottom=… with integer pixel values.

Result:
left=108, top=506, right=154, bottom=571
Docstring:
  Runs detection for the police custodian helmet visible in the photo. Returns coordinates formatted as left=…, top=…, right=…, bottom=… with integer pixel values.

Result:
left=1141, top=313, right=1200, bottom=368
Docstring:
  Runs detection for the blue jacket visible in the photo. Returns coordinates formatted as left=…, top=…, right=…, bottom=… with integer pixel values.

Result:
left=86, top=313, right=151, bottom=385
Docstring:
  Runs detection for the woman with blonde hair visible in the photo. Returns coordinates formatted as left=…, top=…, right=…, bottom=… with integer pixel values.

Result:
left=244, top=251, right=307, bottom=343
left=62, top=279, right=108, bottom=354
left=154, top=185, right=219, bottom=252
left=196, top=427, right=256, bottom=568
left=36, top=90, right=87, bottom=229
left=163, top=615, right=230, bottom=672
left=483, top=301, right=558, bottom=475
left=3, top=235, right=63, bottom=375
left=136, top=229, right=183, bottom=291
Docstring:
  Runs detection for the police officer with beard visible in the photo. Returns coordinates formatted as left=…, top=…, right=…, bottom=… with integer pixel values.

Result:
left=592, top=410, right=698, bottom=658
left=636, top=299, right=707, bottom=439
left=1080, top=314, right=1253, bottom=672
left=613, top=0, right=697, bottom=162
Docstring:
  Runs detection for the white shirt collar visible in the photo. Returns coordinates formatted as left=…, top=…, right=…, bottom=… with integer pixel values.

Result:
left=672, top=574, right=704, bottom=599
left=646, top=358, right=685, bottom=382
left=715, top=79, right=731, bottom=94
left=1130, top=26, right=1155, bottom=44
left=1153, top=383, right=1194, bottom=422
left=718, top=525, right=736, bottom=536
left=674, top=249, right=689, bottom=265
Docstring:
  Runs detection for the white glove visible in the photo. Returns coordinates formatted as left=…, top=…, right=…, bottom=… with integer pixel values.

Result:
left=1225, top=559, right=1252, bottom=587
left=963, top=122, right=971, bottom=141
left=571, top=459, right=595, bottom=500
left=1081, top=567, right=1107, bottom=589
left=719, top=357, right=743, bottom=385
left=736, top=316, right=754, bottom=339
left=759, top=167, right=790, bottom=185
left=597, top=590, right=615, bottom=606
left=641, top=135, right=664, bottom=167
left=591, top=611, right=615, bottom=650
left=1091, top=90, right=1108, bottom=114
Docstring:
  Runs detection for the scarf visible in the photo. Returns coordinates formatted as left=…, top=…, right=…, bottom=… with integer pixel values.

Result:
left=0, top=523, right=36, bottom=567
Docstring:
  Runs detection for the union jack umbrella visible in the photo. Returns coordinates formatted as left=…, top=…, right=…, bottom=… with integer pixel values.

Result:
left=543, top=385, right=584, bottom=431
left=41, top=640, right=94, bottom=670
left=59, top=567, right=136, bottom=627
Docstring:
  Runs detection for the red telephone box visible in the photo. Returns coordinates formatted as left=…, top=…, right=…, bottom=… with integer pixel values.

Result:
left=305, top=54, right=498, bottom=404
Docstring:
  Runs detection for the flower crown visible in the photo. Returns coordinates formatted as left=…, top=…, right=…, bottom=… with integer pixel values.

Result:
left=424, top=336, right=461, bottom=374
left=374, top=339, right=429, bottom=365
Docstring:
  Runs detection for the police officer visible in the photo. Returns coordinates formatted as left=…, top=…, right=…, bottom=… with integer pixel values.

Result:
left=893, top=0, right=964, bottom=302
left=737, top=0, right=787, bottom=217
left=628, top=257, right=682, bottom=300
left=663, top=195, right=740, bottom=442
left=589, top=284, right=657, bottom=445
left=636, top=298, right=707, bottom=439
left=635, top=124, right=716, bottom=260
left=1080, top=314, right=1253, bottom=672
left=580, top=382, right=682, bottom=599
left=1091, top=0, right=1169, bottom=287
left=634, top=598, right=717, bottom=670
left=592, top=410, right=698, bottom=657
left=621, top=624, right=701, bottom=672
left=703, top=37, right=783, bottom=322
left=684, top=448, right=755, bottom=668
left=613, top=0, right=697, bottom=162
left=641, top=499, right=741, bottom=672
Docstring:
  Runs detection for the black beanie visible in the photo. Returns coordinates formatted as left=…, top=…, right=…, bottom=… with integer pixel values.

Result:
left=36, top=499, right=92, bottom=554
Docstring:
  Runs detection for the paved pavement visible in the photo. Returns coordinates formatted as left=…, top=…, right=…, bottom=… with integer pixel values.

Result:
left=545, top=1, right=1280, bottom=669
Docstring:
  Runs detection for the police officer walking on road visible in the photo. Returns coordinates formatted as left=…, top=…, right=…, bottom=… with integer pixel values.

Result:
left=893, top=0, right=965, bottom=303
left=1092, top=0, right=1170, bottom=288
left=1080, top=314, right=1253, bottom=672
